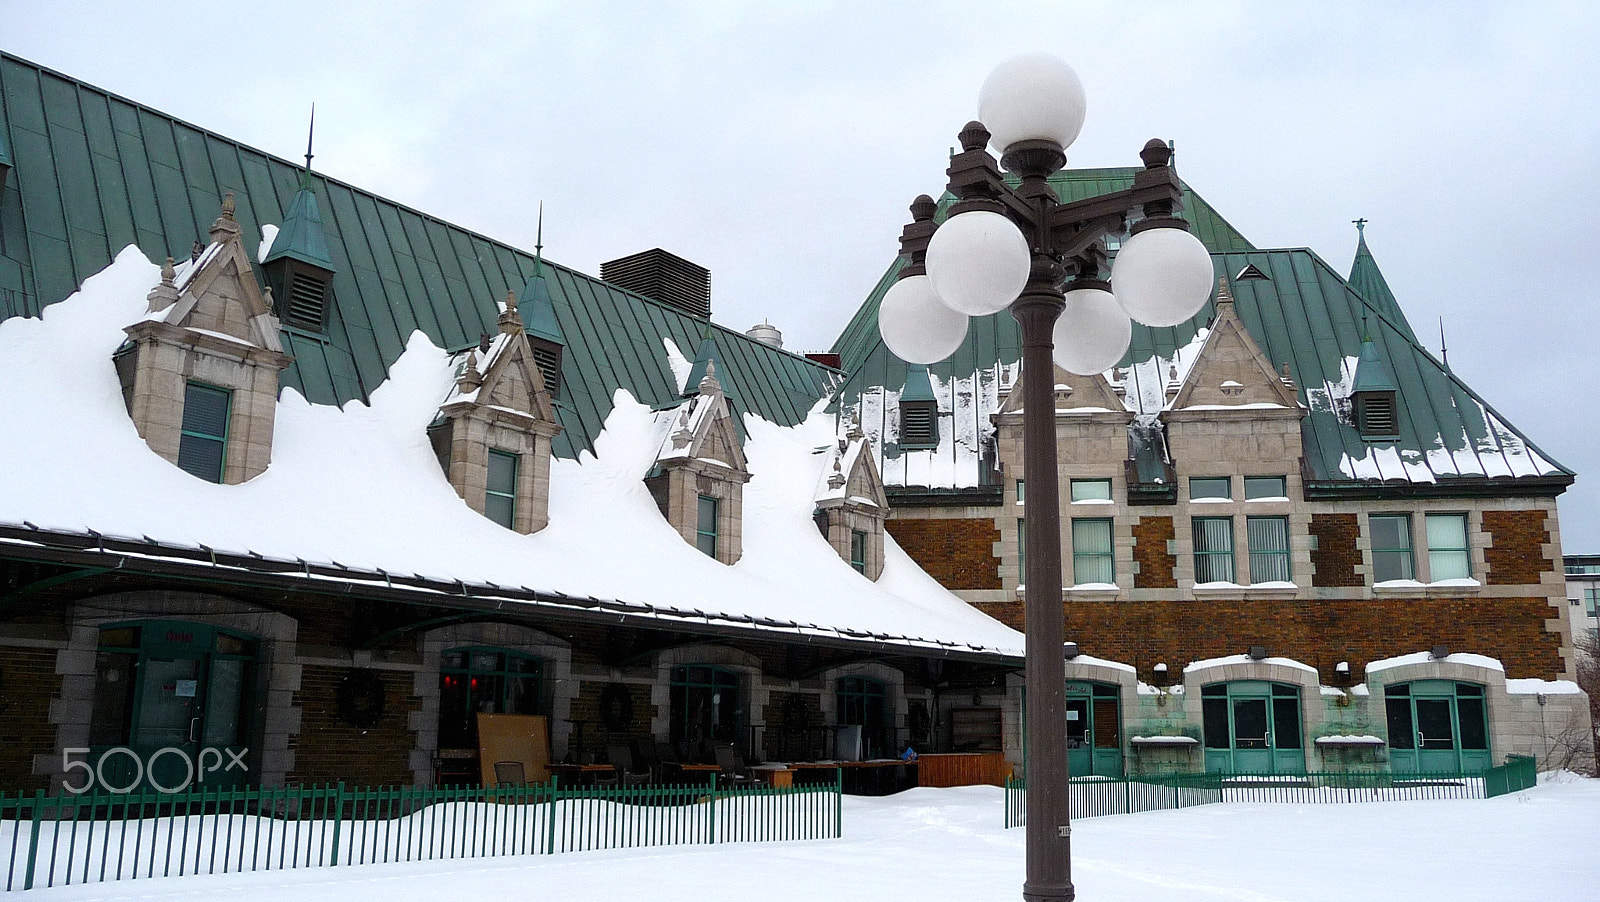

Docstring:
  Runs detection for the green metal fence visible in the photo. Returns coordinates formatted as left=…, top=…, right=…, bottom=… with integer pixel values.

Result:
left=1004, top=766, right=1525, bottom=828
left=0, top=773, right=843, bottom=890
left=1483, top=754, right=1538, bottom=798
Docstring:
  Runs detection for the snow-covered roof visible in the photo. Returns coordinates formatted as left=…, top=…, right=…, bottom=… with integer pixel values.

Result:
left=0, top=247, right=1025, bottom=658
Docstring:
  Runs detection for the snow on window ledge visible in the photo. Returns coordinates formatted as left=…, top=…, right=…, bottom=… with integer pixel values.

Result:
left=1192, top=582, right=1298, bottom=596
left=1373, top=579, right=1481, bottom=596
left=1313, top=735, right=1386, bottom=746
left=1130, top=735, right=1199, bottom=746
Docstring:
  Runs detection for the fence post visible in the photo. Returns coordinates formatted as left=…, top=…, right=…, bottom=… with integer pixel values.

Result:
left=329, top=782, right=346, bottom=867
left=834, top=767, right=843, bottom=838
left=22, top=789, right=44, bottom=891
left=707, top=773, right=717, bottom=845
left=545, top=776, right=558, bottom=855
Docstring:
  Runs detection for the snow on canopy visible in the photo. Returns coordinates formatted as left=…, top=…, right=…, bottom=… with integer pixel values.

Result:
left=0, top=247, right=1024, bottom=657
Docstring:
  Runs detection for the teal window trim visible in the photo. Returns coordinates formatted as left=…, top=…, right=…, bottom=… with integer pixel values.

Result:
left=1246, top=516, right=1291, bottom=583
left=1370, top=514, right=1415, bottom=582
left=850, top=530, right=867, bottom=573
left=439, top=646, right=544, bottom=749
left=1070, top=478, right=1113, bottom=502
left=1189, top=476, right=1232, bottom=501
left=1071, top=518, right=1115, bottom=585
left=485, top=449, right=519, bottom=528
left=696, top=494, right=719, bottom=558
left=836, top=676, right=890, bottom=758
left=1017, top=517, right=1026, bottom=586
left=670, top=664, right=741, bottom=749
left=1243, top=475, right=1287, bottom=500
left=1015, top=479, right=1025, bottom=505
left=1583, top=587, right=1599, bottom=619
left=1425, top=513, right=1471, bottom=580
left=1193, top=516, right=1235, bottom=583
left=177, top=381, right=232, bottom=483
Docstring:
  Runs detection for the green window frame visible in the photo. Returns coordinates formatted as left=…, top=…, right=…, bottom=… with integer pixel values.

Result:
left=1243, top=475, right=1287, bottom=500
left=670, top=664, right=740, bottom=752
left=1017, top=517, right=1026, bottom=586
left=1071, top=518, right=1115, bottom=585
left=1371, top=514, right=1415, bottom=582
left=177, top=382, right=231, bottom=483
left=1246, top=516, right=1291, bottom=583
left=696, top=494, right=719, bottom=558
left=1193, top=516, right=1235, bottom=584
left=837, top=676, right=890, bottom=759
left=1583, top=586, right=1600, bottom=619
left=1070, top=478, right=1112, bottom=502
left=1425, top=513, right=1470, bottom=581
left=1189, top=476, right=1232, bottom=501
left=485, top=449, right=519, bottom=528
left=438, top=647, right=544, bottom=750
left=850, top=530, right=867, bottom=573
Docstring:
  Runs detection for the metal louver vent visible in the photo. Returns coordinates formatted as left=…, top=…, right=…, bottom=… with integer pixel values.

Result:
left=286, top=272, right=327, bottom=331
left=901, top=401, right=938, bottom=448
left=531, top=342, right=561, bottom=398
left=1359, top=395, right=1397, bottom=437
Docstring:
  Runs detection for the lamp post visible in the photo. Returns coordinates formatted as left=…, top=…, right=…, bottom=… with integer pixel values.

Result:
left=877, top=54, right=1213, bottom=902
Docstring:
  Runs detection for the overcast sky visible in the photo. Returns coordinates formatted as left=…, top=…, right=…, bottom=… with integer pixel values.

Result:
left=7, top=1, right=1600, bottom=551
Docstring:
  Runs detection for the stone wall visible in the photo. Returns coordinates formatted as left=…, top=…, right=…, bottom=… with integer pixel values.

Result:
left=288, top=664, right=419, bottom=785
left=1309, top=513, right=1363, bottom=587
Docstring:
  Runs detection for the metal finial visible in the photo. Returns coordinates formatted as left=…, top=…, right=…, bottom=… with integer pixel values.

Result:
left=1440, top=317, right=1450, bottom=371
left=305, top=103, right=316, bottom=171
left=1353, top=217, right=1368, bottom=237
left=534, top=201, right=544, bottom=275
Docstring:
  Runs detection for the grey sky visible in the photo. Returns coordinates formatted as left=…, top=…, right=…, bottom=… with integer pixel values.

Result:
left=7, top=1, right=1599, bottom=549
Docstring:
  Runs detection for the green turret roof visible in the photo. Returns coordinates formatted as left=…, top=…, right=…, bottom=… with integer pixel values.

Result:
left=1347, top=222, right=1415, bottom=343
left=1351, top=320, right=1399, bottom=394
left=262, top=174, right=337, bottom=271
left=518, top=266, right=564, bottom=345
left=901, top=364, right=936, bottom=403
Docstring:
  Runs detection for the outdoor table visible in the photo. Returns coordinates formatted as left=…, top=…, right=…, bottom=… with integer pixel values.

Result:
left=549, top=763, right=618, bottom=786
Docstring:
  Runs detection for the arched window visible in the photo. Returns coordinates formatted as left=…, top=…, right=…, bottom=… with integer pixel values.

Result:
left=1201, top=681, right=1304, bottom=775
left=836, top=677, right=890, bottom=760
left=1384, top=681, right=1490, bottom=774
left=669, top=665, right=740, bottom=758
left=438, top=647, right=544, bottom=750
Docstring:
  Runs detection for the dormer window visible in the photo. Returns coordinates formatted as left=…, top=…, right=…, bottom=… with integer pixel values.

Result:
left=177, top=382, right=231, bottom=483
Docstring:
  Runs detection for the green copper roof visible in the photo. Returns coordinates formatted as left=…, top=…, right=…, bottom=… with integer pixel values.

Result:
left=261, top=178, right=337, bottom=271
left=0, top=52, right=837, bottom=459
left=518, top=269, right=564, bottom=345
left=1351, top=328, right=1399, bottom=394
left=901, top=364, right=936, bottom=403
left=1347, top=224, right=1415, bottom=343
left=0, top=121, right=12, bottom=170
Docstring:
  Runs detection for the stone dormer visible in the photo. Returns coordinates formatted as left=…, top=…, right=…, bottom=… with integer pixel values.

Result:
left=647, top=358, right=751, bottom=564
left=430, top=291, right=563, bottom=533
left=814, top=413, right=890, bottom=579
left=1163, top=277, right=1305, bottom=478
left=115, top=194, right=293, bottom=483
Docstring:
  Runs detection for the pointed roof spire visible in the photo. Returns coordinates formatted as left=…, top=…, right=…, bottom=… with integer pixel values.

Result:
left=263, top=175, right=336, bottom=272
left=304, top=103, right=316, bottom=171
left=517, top=202, right=564, bottom=345
left=1352, top=313, right=1399, bottom=394
left=1439, top=317, right=1450, bottom=372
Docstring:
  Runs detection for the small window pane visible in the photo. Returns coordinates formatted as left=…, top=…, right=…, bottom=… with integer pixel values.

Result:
left=1015, top=479, right=1025, bottom=505
left=696, top=495, right=718, bottom=558
left=850, top=530, right=867, bottom=573
left=1071, top=518, right=1114, bottom=585
left=1456, top=697, right=1488, bottom=750
left=1426, top=514, right=1470, bottom=580
left=1070, top=479, right=1112, bottom=502
left=1190, top=477, right=1231, bottom=500
left=1202, top=697, right=1230, bottom=748
left=1371, top=514, right=1414, bottom=582
left=1385, top=696, right=1414, bottom=749
left=1271, top=693, right=1302, bottom=749
left=1017, top=518, right=1026, bottom=584
left=1244, top=476, right=1287, bottom=500
left=1193, top=517, right=1234, bottom=583
left=485, top=450, right=518, bottom=528
left=178, top=382, right=231, bottom=483
left=1247, top=516, right=1291, bottom=583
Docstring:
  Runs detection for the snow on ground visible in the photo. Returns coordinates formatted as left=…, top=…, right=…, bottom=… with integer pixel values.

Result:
left=24, top=776, right=1599, bottom=902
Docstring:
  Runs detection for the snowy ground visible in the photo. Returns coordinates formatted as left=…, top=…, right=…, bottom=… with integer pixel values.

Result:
left=24, top=776, right=1597, bottom=902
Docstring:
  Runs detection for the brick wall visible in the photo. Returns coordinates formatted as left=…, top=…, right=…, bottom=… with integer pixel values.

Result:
left=0, top=647, right=59, bottom=790
left=887, top=518, right=1001, bottom=590
left=289, top=665, right=419, bottom=785
left=1131, top=517, right=1177, bottom=589
left=1483, top=510, right=1552, bottom=586
left=971, top=595, right=1565, bottom=681
left=1310, top=513, right=1363, bottom=587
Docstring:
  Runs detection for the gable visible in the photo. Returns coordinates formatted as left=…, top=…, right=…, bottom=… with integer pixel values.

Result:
left=1170, top=284, right=1299, bottom=411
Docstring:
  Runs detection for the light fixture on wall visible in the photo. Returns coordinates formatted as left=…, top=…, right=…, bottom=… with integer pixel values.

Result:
left=1063, top=642, right=1080, bottom=660
left=1247, top=645, right=1268, bottom=661
left=1430, top=645, right=1450, bottom=660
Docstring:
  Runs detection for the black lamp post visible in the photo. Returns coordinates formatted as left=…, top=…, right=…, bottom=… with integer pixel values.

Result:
left=876, top=54, right=1213, bottom=902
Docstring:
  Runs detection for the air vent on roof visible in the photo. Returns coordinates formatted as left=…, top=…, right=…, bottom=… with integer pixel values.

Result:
left=531, top=339, right=562, bottom=399
left=1235, top=263, right=1269, bottom=281
left=600, top=249, right=710, bottom=318
left=901, top=401, right=938, bottom=449
left=286, top=272, right=328, bottom=331
left=1357, top=393, right=1397, bottom=439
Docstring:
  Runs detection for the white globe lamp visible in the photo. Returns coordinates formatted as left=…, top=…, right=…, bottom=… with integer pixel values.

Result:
left=978, top=53, right=1087, bottom=153
left=924, top=210, right=1031, bottom=316
left=1052, top=286, right=1132, bottom=376
left=879, top=274, right=970, bottom=364
left=1110, top=227, right=1214, bottom=327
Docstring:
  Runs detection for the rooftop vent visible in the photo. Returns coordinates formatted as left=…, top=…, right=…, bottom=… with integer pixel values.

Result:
left=601, top=248, right=710, bottom=318
left=746, top=321, right=782, bottom=349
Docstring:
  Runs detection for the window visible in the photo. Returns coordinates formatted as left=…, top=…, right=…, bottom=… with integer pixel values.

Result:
left=177, top=382, right=231, bottom=482
left=900, top=401, right=938, bottom=448
left=1015, top=479, right=1025, bottom=505
left=670, top=664, right=740, bottom=753
left=1584, top=587, right=1599, bottom=619
left=485, top=450, right=518, bottom=528
left=850, top=530, right=867, bottom=574
left=438, top=648, right=543, bottom=750
left=1071, top=478, right=1112, bottom=502
left=696, top=494, right=719, bottom=558
left=1201, top=681, right=1303, bottom=774
left=1193, top=517, right=1235, bottom=583
left=837, top=677, right=890, bottom=759
left=1425, top=514, right=1470, bottom=580
left=1247, top=517, right=1291, bottom=583
left=1190, top=477, right=1232, bottom=501
left=1072, top=518, right=1115, bottom=585
left=1370, top=514, right=1414, bottom=582
left=1244, top=476, right=1287, bottom=500
left=1017, top=518, right=1026, bottom=585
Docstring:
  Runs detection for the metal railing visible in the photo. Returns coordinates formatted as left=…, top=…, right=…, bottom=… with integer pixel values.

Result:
left=1, top=773, right=843, bottom=890
left=1004, top=766, right=1517, bottom=828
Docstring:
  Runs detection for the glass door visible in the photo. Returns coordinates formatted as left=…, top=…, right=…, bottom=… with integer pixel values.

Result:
left=1202, top=681, right=1305, bottom=774
left=1065, top=682, right=1123, bottom=777
left=1385, top=681, right=1491, bottom=774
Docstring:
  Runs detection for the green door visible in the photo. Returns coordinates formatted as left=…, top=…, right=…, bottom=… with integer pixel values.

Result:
left=1202, top=681, right=1305, bottom=774
left=1065, top=682, right=1123, bottom=778
left=89, top=623, right=258, bottom=792
left=1385, top=681, right=1491, bottom=774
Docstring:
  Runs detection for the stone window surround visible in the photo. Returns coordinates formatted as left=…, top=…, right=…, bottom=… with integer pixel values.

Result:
left=48, top=592, right=301, bottom=790
left=1178, top=659, right=1324, bottom=756
left=650, top=644, right=767, bottom=759
left=409, top=622, right=573, bottom=786
left=816, top=661, right=908, bottom=753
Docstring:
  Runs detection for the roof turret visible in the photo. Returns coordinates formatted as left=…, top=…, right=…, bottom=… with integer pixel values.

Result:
left=1351, top=316, right=1399, bottom=393
left=262, top=172, right=337, bottom=272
